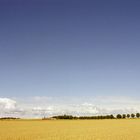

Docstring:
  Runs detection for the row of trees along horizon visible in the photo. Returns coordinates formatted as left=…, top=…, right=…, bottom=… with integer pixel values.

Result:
left=0, top=113, right=140, bottom=120
left=43, top=113, right=140, bottom=120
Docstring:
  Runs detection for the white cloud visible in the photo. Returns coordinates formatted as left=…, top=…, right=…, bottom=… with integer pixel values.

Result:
left=0, top=98, right=16, bottom=110
left=0, top=96, right=140, bottom=118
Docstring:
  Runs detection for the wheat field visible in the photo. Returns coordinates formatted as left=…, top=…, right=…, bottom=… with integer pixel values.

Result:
left=0, top=119, right=140, bottom=140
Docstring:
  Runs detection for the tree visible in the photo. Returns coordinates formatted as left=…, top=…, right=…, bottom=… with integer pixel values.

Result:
left=116, top=114, right=122, bottom=119
left=131, top=113, right=135, bottom=118
left=136, top=113, right=140, bottom=118
left=110, top=114, right=115, bottom=119
left=122, top=114, right=126, bottom=119
left=127, top=114, right=130, bottom=118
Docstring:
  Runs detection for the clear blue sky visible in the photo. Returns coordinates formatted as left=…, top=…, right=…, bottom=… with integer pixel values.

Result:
left=0, top=0, right=140, bottom=98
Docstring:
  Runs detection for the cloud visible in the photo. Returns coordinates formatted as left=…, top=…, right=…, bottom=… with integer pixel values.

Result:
left=0, top=98, right=16, bottom=110
left=0, top=96, right=140, bottom=118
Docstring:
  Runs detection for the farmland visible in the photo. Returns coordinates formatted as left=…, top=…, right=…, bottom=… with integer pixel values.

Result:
left=0, top=119, right=140, bottom=140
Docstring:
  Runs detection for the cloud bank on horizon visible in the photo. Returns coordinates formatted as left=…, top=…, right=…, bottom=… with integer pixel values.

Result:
left=0, top=96, right=140, bottom=118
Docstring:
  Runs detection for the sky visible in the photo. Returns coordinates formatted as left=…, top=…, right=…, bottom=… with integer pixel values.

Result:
left=0, top=0, right=140, bottom=117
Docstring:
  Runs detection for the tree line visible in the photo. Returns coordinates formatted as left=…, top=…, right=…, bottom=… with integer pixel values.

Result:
left=45, top=113, right=140, bottom=120
left=0, top=117, right=20, bottom=120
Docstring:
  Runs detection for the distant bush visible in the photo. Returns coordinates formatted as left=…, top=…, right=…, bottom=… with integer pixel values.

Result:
left=122, top=114, right=126, bottom=119
left=116, top=114, right=122, bottom=119
left=43, top=113, right=140, bottom=120
left=0, top=117, right=20, bottom=120
left=131, top=114, right=135, bottom=118
left=127, top=114, right=130, bottom=118
left=52, top=115, right=77, bottom=120
left=136, top=113, right=140, bottom=118
left=46, top=114, right=115, bottom=120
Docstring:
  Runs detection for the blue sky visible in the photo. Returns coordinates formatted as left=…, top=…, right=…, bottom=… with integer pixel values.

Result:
left=0, top=0, right=140, bottom=117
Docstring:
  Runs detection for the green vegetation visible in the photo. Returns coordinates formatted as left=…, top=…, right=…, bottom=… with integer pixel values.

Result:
left=43, top=113, right=140, bottom=120
left=0, top=117, right=20, bottom=120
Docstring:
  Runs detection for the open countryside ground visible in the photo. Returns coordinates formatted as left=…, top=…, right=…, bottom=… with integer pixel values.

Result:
left=0, top=119, right=140, bottom=140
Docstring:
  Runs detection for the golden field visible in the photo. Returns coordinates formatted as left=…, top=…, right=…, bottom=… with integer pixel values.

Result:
left=0, top=119, right=140, bottom=140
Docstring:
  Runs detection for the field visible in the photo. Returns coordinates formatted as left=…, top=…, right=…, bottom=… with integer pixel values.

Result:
left=0, top=119, right=140, bottom=140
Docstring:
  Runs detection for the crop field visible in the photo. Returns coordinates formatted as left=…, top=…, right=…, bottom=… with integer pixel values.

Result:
left=0, top=119, right=140, bottom=140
